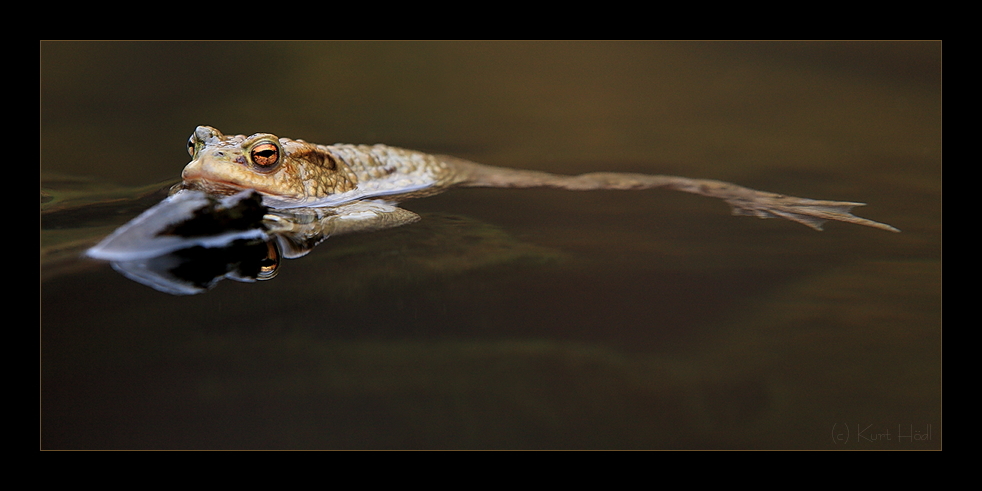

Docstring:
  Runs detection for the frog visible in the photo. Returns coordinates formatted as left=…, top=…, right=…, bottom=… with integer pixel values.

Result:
left=84, top=126, right=900, bottom=294
left=180, top=125, right=899, bottom=234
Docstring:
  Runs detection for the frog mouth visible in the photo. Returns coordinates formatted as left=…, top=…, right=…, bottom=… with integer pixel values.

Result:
left=181, top=176, right=253, bottom=196
left=181, top=176, right=304, bottom=208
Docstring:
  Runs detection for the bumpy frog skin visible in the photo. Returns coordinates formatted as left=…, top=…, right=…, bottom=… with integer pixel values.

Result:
left=181, top=125, right=899, bottom=233
left=86, top=126, right=899, bottom=294
left=182, top=126, right=459, bottom=209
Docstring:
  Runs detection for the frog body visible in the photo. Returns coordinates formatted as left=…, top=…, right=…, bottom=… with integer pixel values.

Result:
left=181, top=126, right=899, bottom=233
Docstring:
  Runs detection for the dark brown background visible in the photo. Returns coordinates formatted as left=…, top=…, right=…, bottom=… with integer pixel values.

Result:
left=41, top=41, right=940, bottom=449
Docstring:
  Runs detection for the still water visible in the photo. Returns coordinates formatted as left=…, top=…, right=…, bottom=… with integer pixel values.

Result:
left=41, top=41, right=940, bottom=449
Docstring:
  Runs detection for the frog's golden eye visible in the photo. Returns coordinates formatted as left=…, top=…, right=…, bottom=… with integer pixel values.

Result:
left=257, top=240, right=280, bottom=280
left=187, top=135, right=196, bottom=157
left=250, top=142, right=280, bottom=170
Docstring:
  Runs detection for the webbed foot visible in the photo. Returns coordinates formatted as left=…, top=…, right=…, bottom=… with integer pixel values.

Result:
left=724, top=193, right=900, bottom=232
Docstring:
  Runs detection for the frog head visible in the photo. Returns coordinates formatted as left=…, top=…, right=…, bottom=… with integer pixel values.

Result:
left=182, top=126, right=354, bottom=208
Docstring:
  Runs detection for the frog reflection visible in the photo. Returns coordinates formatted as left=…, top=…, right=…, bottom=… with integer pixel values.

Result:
left=86, top=189, right=420, bottom=294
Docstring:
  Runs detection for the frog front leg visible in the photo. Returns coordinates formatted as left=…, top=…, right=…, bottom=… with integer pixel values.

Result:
left=264, top=200, right=422, bottom=258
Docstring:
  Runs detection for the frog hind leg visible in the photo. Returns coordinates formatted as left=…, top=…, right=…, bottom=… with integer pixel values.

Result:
left=449, top=159, right=899, bottom=232
left=720, top=193, right=899, bottom=232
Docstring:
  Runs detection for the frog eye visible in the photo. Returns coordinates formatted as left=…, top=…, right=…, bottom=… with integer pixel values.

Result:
left=257, top=240, right=280, bottom=280
left=187, top=135, right=196, bottom=157
left=250, top=142, right=280, bottom=170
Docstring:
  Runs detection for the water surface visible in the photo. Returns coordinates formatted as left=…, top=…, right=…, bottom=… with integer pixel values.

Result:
left=41, top=41, right=941, bottom=449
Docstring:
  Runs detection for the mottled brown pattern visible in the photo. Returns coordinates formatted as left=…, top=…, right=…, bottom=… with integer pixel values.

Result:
left=181, top=126, right=898, bottom=232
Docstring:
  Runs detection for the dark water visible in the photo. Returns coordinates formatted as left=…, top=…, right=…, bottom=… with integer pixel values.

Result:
left=41, top=41, right=941, bottom=449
